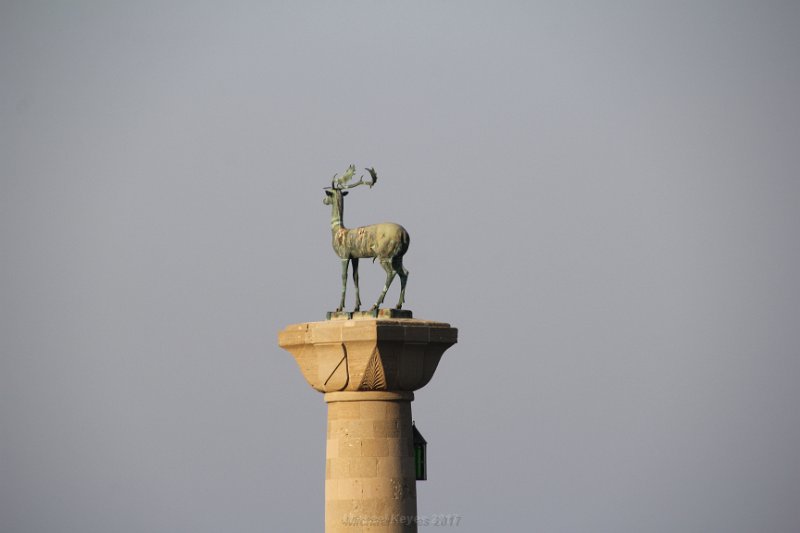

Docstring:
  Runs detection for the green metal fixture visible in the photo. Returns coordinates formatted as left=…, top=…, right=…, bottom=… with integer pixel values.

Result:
left=412, top=422, right=427, bottom=481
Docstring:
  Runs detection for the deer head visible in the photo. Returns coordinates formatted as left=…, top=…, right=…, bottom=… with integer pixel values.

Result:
left=323, top=165, right=378, bottom=205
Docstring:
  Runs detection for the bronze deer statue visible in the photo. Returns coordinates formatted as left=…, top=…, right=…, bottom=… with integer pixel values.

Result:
left=323, top=165, right=410, bottom=312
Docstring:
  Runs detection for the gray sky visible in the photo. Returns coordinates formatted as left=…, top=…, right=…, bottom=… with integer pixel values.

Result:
left=2, top=2, right=800, bottom=532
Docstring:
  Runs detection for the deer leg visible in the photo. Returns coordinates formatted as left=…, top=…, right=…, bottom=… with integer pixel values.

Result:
left=371, top=259, right=396, bottom=311
left=337, top=259, right=349, bottom=312
left=352, top=258, right=361, bottom=312
left=392, top=256, right=408, bottom=309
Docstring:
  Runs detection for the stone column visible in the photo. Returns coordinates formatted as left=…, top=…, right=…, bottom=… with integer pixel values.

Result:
left=278, top=318, right=457, bottom=533
left=325, top=391, right=416, bottom=532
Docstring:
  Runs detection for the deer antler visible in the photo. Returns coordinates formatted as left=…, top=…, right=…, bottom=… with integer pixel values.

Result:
left=342, top=167, right=378, bottom=190
left=365, top=167, right=378, bottom=187
left=327, top=165, right=378, bottom=190
left=331, top=165, right=356, bottom=188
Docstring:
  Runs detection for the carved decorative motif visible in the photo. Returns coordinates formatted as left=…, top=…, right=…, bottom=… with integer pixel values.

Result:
left=358, top=348, right=387, bottom=391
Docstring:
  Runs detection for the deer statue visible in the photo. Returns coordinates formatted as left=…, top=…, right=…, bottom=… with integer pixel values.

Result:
left=323, top=165, right=410, bottom=313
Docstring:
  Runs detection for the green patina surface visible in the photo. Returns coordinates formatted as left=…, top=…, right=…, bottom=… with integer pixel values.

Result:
left=323, top=165, right=410, bottom=314
left=333, top=223, right=408, bottom=259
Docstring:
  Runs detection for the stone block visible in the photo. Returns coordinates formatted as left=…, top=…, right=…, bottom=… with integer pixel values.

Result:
left=376, top=456, right=413, bottom=478
left=360, top=438, right=390, bottom=458
left=336, top=478, right=364, bottom=500
left=372, top=419, right=400, bottom=438
left=330, top=419, right=375, bottom=439
left=358, top=401, right=388, bottom=420
left=359, top=477, right=403, bottom=500
left=327, top=457, right=350, bottom=479
left=348, top=457, right=378, bottom=478
left=326, top=439, right=339, bottom=459
left=330, top=402, right=361, bottom=420
left=339, top=438, right=362, bottom=457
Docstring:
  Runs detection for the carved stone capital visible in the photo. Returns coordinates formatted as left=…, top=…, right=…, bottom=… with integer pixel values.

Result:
left=278, top=318, right=457, bottom=393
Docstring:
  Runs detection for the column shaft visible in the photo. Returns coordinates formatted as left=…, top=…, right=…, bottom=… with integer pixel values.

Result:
left=325, top=391, right=417, bottom=533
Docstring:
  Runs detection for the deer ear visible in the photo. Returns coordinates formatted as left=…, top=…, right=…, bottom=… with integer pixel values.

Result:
left=325, top=190, right=333, bottom=196
left=342, top=191, right=349, bottom=196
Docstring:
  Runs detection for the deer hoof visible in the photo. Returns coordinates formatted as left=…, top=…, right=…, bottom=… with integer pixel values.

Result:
left=353, top=306, right=360, bottom=312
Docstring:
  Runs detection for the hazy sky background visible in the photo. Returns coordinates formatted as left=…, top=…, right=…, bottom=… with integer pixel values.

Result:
left=2, top=2, right=799, bottom=532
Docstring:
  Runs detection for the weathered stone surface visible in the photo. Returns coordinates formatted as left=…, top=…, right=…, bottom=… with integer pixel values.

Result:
left=278, top=318, right=457, bottom=393
left=325, top=392, right=417, bottom=533
left=278, top=317, right=457, bottom=533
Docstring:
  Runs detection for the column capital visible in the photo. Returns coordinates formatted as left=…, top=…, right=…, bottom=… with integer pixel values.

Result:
left=278, top=317, right=457, bottom=393
left=325, top=391, right=414, bottom=403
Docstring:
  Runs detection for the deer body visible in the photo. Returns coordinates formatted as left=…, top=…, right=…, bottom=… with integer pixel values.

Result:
left=332, top=223, right=409, bottom=260
left=324, top=166, right=410, bottom=312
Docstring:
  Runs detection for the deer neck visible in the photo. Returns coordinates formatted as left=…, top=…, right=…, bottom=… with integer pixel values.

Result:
left=330, top=194, right=345, bottom=232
